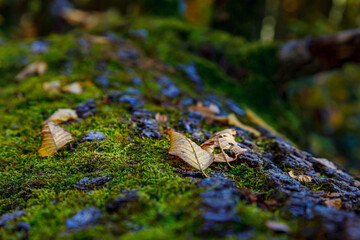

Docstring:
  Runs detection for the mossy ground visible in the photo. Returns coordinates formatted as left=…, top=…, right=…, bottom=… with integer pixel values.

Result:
left=0, top=16, right=304, bottom=239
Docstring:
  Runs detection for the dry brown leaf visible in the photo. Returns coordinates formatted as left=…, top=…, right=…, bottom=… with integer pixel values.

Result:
left=87, top=35, right=110, bottom=44
left=227, top=113, right=260, bottom=137
left=62, top=82, right=83, bottom=94
left=43, top=109, right=78, bottom=125
left=39, top=121, right=73, bottom=157
left=201, top=129, right=247, bottom=167
left=288, top=170, right=312, bottom=183
left=324, top=198, right=342, bottom=209
left=163, top=129, right=213, bottom=177
left=245, top=108, right=280, bottom=137
left=265, top=221, right=291, bottom=233
left=155, top=113, right=168, bottom=123
left=313, top=157, right=344, bottom=174
left=62, top=9, right=99, bottom=29
left=188, top=102, right=220, bottom=120
left=355, top=180, right=360, bottom=187
left=15, top=61, right=48, bottom=81
left=43, top=80, right=61, bottom=93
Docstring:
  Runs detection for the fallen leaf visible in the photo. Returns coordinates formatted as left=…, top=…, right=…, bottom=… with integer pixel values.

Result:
left=355, top=180, right=360, bottom=187
left=265, top=221, right=290, bottom=233
left=227, top=113, right=260, bottom=137
left=313, top=157, right=344, bottom=174
left=39, top=122, right=73, bottom=157
left=324, top=198, right=342, bottom=209
left=62, top=9, right=99, bottom=29
left=188, top=102, right=220, bottom=119
left=43, top=109, right=78, bottom=124
left=288, top=170, right=312, bottom=183
left=43, top=80, right=61, bottom=93
left=15, top=61, right=47, bottom=81
left=201, top=129, right=247, bottom=167
left=163, top=129, right=213, bottom=177
left=87, top=35, right=110, bottom=44
left=245, top=108, right=280, bottom=137
left=155, top=113, right=168, bottom=123
left=62, top=82, right=83, bottom=94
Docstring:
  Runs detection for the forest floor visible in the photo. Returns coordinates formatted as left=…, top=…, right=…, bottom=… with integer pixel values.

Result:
left=1, top=15, right=360, bottom=240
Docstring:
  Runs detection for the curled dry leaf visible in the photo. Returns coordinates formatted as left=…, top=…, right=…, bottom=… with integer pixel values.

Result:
left=201, top=129, right=247, bottom=167
left=62, top=9, right=99, bottom=29
left=39, top=121, right=73, bottom=157
left=227, top=113, right=260, bottom=137
left=155, top=113, right=168, bottom=123
left=15, top=61, right=48, bottom=81
left=324, top=198, right=342, bottom=209
left=355, top=180, right=360, bottom=187
left=245, top=108, right=280, bottom=137
left=43, top=109, right=78, bottom=125
left=43, top=80, right=61, bottom=93
left=62, top=82, right=83, bottom=94
left=188, top=102, right=220, bottom=119
left=288, top=170, right=312, bottom=183
left=313, top=157, right=345, bottom=174
left=163, top=129, right=213, bottom=177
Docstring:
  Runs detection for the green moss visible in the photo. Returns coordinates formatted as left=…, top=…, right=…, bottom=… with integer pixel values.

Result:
left=0, top=16, right=299, bottom=239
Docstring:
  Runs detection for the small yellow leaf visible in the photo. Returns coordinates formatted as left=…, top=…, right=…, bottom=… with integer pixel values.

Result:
left=15, top=61, right=47, bottom=81
left=201, top=129, right=247, bottom=167
left=188, top=102, right=220, bottom=119
left=155, top=113, right=168, bottom=123
left=43, top=109, right=78, bottom=125
left=288, top=170, right=312, bottom=183
left=43, top=80, right=61, bottom=93
left=39, top=122, right=73, bottom=157
left=163, top=129, right=213, bottom=177
left=62, top=82, right=83, bottom=94
left=324, top=198, right=342, bottom=209
left=227, top=113, right=260, bottom=137
left=245, top=108, right=280, bottom=137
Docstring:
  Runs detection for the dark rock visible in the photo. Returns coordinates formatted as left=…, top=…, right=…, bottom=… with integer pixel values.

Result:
left=75, top=175, right=112, bottom=190
left=237, top=151, right=264, bottom=167
left=95, top=76, right=109, bottom=88
left=161, top=84, right=180, bottom=98
left=131, top=109, right=161, bottom=138
left=174, top=168, right=205, bottom=179
left=157, top=76, right=181, bottom=98
left=107, top=190, right=139, bottom=212
left=78, top=38, right=91, bottom=54
left=225, top=99, right=245, bottom=116
left=75, top=99, right=96, bottom=118
left=130, top=29, right=148, bottom=39
left=49, top=0, right=73, bottom=16
left=177, top=62, right=203, bottom=89
left=157, top=76, right=173, bottom=86
left=141, top=128, right=162, bottom=138
left=13, top=222, right=31, bottom=231
left=132, top=77, right=142, bottom=85
left=119, top=95, right=144, bottom=107
left=81, top=131, right=106, bottom=142
left=198, top=175, right=241, bottom=236
left=66, top=207, right=102, bottom=229
left=296, top=205, right=360, bottom=240
left=117, top=48, right=139, bottom=61
left=31, top=40, right=49, bottom=53
left=178, top=112, right=203, bottom=133
left=125, top=87, right=141, bottom=95
left=180, top=98, right=195, bottom=107
left=0, top=210, right=26, bottom=227
left=107, top=91, right=123, bottom=103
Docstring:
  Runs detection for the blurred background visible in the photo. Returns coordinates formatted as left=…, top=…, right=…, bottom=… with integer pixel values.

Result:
left=1, top=0, right=360, bottom=170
